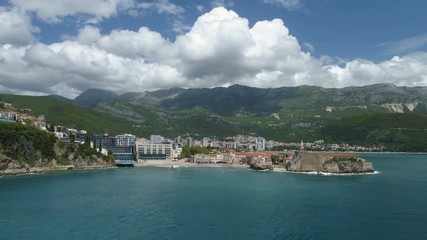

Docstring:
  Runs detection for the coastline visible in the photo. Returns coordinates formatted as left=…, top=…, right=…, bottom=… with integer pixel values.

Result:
left=2, top=158, right=383, bottom=177
left=1, top=162, right=381, bottom=177
left=0, top=160, right=251, bottom=177
left=134, top=160, right=251, bottom=169
left=285, top=170, right=381, bottom=176
left=0, top=165, right=117, bottom=177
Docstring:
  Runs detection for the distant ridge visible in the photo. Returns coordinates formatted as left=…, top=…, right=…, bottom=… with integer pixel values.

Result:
left=2, top=83, right=427, bottom=151
left=74, top=89, right=119, bottom=108
left=49, top=95, right=76, bottom=105
left=72, top=83, right=427, bottom=114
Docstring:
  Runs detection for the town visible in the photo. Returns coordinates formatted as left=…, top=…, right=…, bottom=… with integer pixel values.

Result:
left=1, top=101, right=384, bottom=167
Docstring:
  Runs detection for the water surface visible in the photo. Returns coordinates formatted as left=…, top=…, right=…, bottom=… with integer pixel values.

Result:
left=1, top=153, right=426, bottom=239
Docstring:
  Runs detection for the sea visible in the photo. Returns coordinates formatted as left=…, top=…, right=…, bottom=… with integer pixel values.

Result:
left=1, top=153, right=426, bottom=240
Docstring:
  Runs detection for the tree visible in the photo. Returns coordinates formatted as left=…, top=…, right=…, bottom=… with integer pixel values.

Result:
left=84, top=135, right=91, bottom=148
left=48, top=123, right=55, bottom=132
left=69, top=132, right=75, bottom=144
left=271, top=155, right=280, bottom=165
left=180, top=145, right=191, bottom=158
left=191, top=146, right=210, bottom=155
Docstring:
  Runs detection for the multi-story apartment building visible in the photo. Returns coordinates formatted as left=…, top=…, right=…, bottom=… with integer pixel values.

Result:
left=202, top=137, right=211, bottom=147
left=111, top=134, right=136, bottom=166
left=256, top=137, right=266, bottom=151
left=115, top=134, right=136, bottom=147
left=185, top=137, right=193, bottom=147
left=150, top=135, right=163, bottom=144
left=136, top=138, right=173, bottom=162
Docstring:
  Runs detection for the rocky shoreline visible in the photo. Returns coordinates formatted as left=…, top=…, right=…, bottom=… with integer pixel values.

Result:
left=287, top=151, right=374, bottom=174
left=1, top=159, right=251, bottom=176
left=1, top=153, right=377, bottom=177
left=134, top=159, right=250, bottom=169
left=0, top=165, right=117, bottom=176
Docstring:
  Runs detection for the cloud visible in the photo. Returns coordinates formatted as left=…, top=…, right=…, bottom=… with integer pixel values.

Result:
left=0, top=7, right=427, bottom=98
left=211, top=0, right=234, bottom=8
left=136, top=0, right=188, bottom=34
left=196, top=5, right=205, bottom=12
left=10, top=0, right=135, bottom=23
left=0, top=7, right=39, bottom=46
left=173, top=8, right=253, bottom=80
left=262, top=0, right=301, bottom=10
left=0, top=42, right=184, bottom=98
left=10, top=0, right=189, bottom=34
left=302, top=42, right=314, bottom=53
left=326, top=54, right=427, bottom=87
left=76, top=25, right=102, bottom=45
left=137, top=0, right=184, bottom=16
left=378, top=34, right=427, bottom=56
left=95, top=26, right=170, bottom=60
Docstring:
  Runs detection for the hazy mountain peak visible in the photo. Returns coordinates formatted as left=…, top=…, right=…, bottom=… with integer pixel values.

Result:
left=74, top=89, right=119, bottom=108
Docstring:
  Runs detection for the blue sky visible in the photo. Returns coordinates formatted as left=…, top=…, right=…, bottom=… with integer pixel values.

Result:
left=0, top=0, right=427, bottom=98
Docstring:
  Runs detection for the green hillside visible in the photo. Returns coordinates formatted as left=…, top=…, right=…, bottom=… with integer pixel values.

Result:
left=2, top=83, right=427, bottom=152
left=0, top=94, right=142, bottom=136
left=0, top=122, right=57, bottom=163
left=0, top=122, right=114, bottom=175
left=321, top=113, right=427, bottom=151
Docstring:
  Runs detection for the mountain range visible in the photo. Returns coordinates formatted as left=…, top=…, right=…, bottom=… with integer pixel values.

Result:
left=1, top=83, right=427, bottom=151
left=74, top=83, right=427, bottom=115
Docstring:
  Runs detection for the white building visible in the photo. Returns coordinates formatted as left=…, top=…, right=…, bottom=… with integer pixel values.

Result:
left=202, top=137, right=211, bottom=147
left=136, top=139, right=173, bottom=162
left=185, top=137, right=193, bottom=147
left=55, top=132, right=70, bottom=143
left=172, top=144, right=182, bottom=160
left=150, top=135, right=163, bottom=144
left=115, top=134, right=136, bottom=147
left=256, top=137, right=266, bottom=151
left=266, top=140, right=274, bottom=149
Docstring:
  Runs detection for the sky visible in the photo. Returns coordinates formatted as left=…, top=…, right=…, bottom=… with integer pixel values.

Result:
left=0, top=0, right=427, bottom=98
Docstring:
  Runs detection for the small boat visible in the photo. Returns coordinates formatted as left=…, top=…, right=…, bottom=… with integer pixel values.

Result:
left=170, top=165, right=179, bottom=170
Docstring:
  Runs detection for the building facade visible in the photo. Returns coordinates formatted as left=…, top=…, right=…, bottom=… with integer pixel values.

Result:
left=150, top=135, right=163, bottom=144
left=109, top=146, right=134, bottom=166
left=136, top=139, right=173, bottom=162
left=256, top=137, right=266, bottom=151
left=115, top=134, right=136, bottom=147
left=202, top=137, right=211, bottom=147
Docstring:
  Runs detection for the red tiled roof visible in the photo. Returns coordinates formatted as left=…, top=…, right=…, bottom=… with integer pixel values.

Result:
left=235, top=152, right=271, bottom=157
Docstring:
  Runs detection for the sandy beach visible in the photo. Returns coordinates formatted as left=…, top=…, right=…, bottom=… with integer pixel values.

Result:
left=134, top=159, right=251, bottom=169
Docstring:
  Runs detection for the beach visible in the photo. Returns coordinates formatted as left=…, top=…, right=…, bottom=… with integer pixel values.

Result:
left=134, top=159, right=251, bottom=169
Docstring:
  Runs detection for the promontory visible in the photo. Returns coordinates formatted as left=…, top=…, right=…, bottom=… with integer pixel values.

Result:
left=287, top=151, right=374, bottom=174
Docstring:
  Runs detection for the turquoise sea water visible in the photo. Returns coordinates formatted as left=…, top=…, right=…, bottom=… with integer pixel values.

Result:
left=1, top=153, right=427, bottom=240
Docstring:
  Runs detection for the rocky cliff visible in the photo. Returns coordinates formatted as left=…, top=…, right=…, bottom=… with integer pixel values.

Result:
left=288, top=151, right=374, bottom=174
left=0, top=123, right=114, bottom=176
left=0, top=142, right=115, bottom=176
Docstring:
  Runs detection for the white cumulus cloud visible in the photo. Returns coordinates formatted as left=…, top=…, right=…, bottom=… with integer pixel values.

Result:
left=0, top=7, right=39, bottom=46
left=76, top=25, right=102, bottom=45
left=10, top=0, right=135, bottom=23
left=326, top=54, right=427, bottom=87
left=0, top=7, right=427, bottom=98
left=96, top=26, right=170, bottom=60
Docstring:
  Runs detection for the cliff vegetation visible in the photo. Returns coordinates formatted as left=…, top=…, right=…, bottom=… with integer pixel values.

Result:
left=0, top=123, right=114, bottom=176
